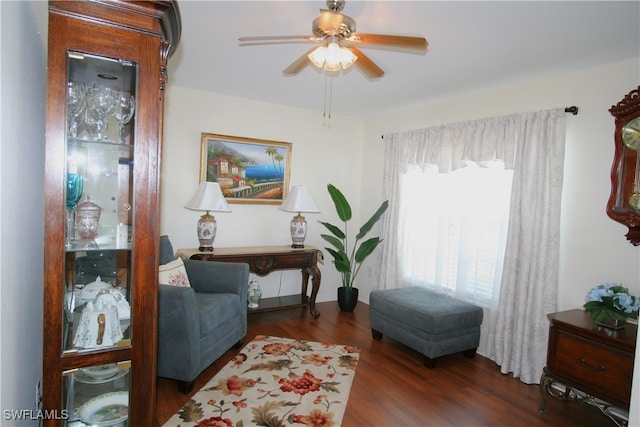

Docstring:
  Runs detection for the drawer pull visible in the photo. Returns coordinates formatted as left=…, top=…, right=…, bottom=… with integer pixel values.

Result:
left=579, top=358, right=605, bottom=372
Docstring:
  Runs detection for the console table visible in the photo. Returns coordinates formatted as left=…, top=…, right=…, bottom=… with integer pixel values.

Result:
left=539, top=309, right=637, bottom=427
left=176, top=246, right=323, bottom=319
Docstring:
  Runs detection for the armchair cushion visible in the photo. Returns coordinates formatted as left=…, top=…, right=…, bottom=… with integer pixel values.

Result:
left=159, top=258, right=191, bottom=287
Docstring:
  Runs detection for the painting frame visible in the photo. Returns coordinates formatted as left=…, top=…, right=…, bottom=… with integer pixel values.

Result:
left=199, top=133, right=292, bottom=205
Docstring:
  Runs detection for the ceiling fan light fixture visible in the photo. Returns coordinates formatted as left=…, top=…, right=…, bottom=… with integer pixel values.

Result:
left=339, top=46, right=357, bottom=69
left=324, top=42, right=343, bottom=71
left=308, top=42, right=357, bottom=71
left=308, top=45, right=328, bottom=68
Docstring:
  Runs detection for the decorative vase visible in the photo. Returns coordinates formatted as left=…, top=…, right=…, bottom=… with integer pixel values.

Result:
left=248, top=278, right=261, bottom=308
left=595, top=318, right=626, bottom=330
left=337, top=287, right=359, bottom=312
left=76, top=196, right=102, bottom=240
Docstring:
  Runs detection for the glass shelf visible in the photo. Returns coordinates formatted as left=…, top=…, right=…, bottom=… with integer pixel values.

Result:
left=65, top=241, right=132, bottom=253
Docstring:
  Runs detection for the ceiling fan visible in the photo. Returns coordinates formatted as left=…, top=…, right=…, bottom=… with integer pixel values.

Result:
left=238, top=0, right=428, bottom=79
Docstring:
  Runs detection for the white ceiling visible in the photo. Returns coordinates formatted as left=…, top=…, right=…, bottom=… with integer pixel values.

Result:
left=168, top=1, right=640, bottom=118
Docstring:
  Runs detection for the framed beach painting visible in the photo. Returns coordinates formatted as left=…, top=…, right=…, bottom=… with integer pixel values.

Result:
left=199, top=133, right=292, bottom=204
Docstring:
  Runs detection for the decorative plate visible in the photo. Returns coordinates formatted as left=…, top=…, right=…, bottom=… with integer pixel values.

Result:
left=78, top=391, right=129, bottom=426
left=77, top=277, right=111, bottom=306
left=79, top=364, right=119, bottom=380
left=75, top=367, right=128, bottom=385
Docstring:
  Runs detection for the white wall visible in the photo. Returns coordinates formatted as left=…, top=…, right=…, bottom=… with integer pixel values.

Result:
left=161, top=86, right=365, bottom=302
left=0, top=1, right=47, bottom=425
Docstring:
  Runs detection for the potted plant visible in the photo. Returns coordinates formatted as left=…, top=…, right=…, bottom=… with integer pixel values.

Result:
left=320, top=184, right=389, bottom=312
left=584, top=283, right=639, bottom=329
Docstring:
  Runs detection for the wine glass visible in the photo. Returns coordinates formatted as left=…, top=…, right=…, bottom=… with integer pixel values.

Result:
left=66, top=82, right=85, bottom=139
left=113, top=93, right=135, bottom=143
left=86, top=85, right=116, bottom=141
left=66, top=173, right=84, bottom=245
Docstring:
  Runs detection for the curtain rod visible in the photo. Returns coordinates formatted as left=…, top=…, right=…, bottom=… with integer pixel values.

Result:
left=380, top=106, right=579, bottom=139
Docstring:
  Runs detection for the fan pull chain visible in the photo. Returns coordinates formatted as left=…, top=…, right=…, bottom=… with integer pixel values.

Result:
left=322, top=75, right=327, bottom=118
left=322, top=74, right=333, bottom=128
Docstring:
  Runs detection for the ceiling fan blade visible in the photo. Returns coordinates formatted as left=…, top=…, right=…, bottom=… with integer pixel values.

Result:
left=347, top=33, right=428, bottom=50
left=282, top=47, right=318, bottom=75
left=238, top=35, right=321, bottom=46
left=348, top=46, right=384, bottom=79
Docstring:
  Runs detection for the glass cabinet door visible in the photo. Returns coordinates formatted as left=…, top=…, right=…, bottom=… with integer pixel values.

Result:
left=63, top=361, right=131, bottom=426
left=63, top=52, right=137, bottom=355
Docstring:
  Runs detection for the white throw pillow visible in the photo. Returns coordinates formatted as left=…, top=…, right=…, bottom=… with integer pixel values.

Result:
left=158, top=258, right=191, bottom=287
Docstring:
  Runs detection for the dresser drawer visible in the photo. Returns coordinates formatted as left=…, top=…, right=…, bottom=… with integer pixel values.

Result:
left=550, top=328, right=632, bottom=405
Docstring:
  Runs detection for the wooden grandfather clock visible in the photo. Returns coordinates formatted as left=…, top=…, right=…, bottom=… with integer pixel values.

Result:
left=607, top=86, right=640, bottom=245
left=42, top=1, right=180, bottom=425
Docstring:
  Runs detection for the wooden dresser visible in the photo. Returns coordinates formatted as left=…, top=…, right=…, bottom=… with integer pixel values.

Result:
left=540, top=309, right=637, bottom=426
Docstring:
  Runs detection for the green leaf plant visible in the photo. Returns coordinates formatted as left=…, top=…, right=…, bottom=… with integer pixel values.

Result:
left=319, top=184, right=389, bottom=290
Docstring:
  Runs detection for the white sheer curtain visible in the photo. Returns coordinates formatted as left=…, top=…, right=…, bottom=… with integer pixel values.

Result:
left=380, top=109, right=566, bottom=384
left=398, top=161, right=512, bottom=307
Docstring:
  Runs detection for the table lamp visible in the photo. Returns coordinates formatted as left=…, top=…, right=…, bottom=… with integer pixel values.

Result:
left=184, top=181, right=231, bottom=251
left=279, top=185, right=320, bottom=248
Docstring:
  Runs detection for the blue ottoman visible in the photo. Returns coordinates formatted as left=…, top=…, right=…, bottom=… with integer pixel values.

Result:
left=370, top=287, right=483, bottom=368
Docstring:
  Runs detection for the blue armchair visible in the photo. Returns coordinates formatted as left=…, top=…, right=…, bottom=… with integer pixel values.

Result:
left=157, top=235, right=249, bottom=392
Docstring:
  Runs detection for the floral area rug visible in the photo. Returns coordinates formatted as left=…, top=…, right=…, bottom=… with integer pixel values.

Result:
left=162, top=335, right=361, bottom=427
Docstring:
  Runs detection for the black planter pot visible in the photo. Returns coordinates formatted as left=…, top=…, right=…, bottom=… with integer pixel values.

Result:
left=337, top=287, right=359, bottom=312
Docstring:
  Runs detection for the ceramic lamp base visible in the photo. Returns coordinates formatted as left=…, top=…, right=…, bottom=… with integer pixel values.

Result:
left=248, top=279, right=261, bottom=308
left=197, top=211, right=217, bottom=252
left=290, top=213, right=307, bottom=248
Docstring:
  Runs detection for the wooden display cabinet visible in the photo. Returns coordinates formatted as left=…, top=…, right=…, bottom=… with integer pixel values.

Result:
left=42, top=2, right=180, bottom=425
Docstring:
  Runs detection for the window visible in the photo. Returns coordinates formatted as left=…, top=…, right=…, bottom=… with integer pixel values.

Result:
left=398, top=160, right=513, bottom=308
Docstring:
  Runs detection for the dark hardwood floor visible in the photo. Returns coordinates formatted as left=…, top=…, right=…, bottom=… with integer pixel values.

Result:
left=156, top=301, right=616, bottom=427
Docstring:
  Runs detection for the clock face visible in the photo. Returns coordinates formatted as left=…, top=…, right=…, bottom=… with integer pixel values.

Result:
left=622, top=116, right=640, bottom=151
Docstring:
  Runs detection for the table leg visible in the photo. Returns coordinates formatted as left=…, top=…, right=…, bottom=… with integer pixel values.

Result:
left=303, top=266, right=321, bottom=318
left=539, top=369, right=551, bottom=413
left=538, top=368, right=629, bottom=426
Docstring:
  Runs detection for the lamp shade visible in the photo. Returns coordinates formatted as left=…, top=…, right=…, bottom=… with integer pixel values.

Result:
left=308, top=42, right=357, bottom=71
left=279, top=185, right=320, bottom=213
left=184, top=181, right=231, bottom=212
left=279, top=185, right=320, bottom=248
left=185, top=182, right=230, bottom=252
